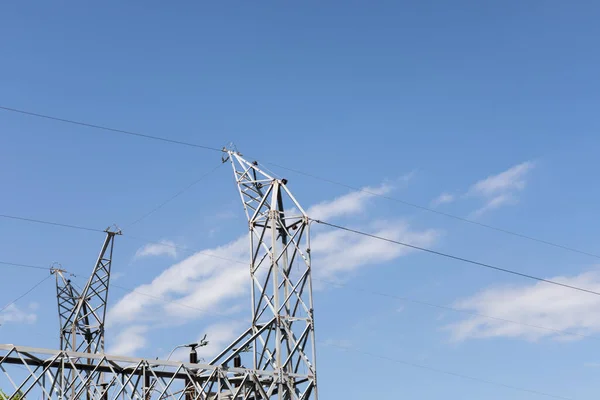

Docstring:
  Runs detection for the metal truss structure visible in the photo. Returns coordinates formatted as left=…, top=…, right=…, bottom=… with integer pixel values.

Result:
left=0, top=151, right=318, bottom=400
left=53, top=229, right=120, bottom=354
left=210, top=151, right=318, bottom=399
left=0, top=345, right=276, bottom=400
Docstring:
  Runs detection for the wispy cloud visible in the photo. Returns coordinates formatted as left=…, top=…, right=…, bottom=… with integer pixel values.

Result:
left=430, top=161, right=534, bottom=216
left=469, top=161, right=535, bottom=197
left=312, top=221, right=439, bottom=278
left=468, top=161, right=535, bottom=217
left=108, top=237, right=247, bottom=326
left=135, top=240, right=178, bottom=259
left=430, top=193, right=455, bottom=207
left=445, top=270, right=600, bottom=342
left=108, top=179, right=441, bottom=356
left=0, top=303, right=37, bottom=325
left=470, top=193, right=516, bottom=218
left=108, top=325, right=148, bottom=356
left=307, top=183, right=392, bottom=221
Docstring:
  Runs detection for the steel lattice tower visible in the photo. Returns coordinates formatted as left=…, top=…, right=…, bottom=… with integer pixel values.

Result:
left=53, top=228, right=120, bottom=354
left=0, top=151, right=318, bottom=400
left=210, top=151, right=318, bottom=399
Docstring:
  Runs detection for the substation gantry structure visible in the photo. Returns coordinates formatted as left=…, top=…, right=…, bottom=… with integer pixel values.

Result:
left=0, top=150, right=318, bottom=400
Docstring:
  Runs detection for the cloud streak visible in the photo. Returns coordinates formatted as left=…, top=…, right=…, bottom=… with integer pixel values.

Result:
left=135, top=240, right=178, bottom=259
left=445, top=270, right=600, bottom=342
left=108, top=178, right=440, bottom=356
left=108, top=325, right=148, bottom=356
left=430, top=161, right=535, bottom=217
left=430, top=193, right=455, bottom=207
left=468, top=161, right=535, bottom=217
left=0, top=303, right=37, bottom=325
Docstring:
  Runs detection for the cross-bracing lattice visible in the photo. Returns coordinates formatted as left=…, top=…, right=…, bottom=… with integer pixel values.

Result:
left=0, top=151, right=318, bottom=400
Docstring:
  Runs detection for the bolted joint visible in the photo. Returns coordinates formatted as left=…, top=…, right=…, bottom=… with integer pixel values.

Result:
left=269, top=209, right=279, bottom=219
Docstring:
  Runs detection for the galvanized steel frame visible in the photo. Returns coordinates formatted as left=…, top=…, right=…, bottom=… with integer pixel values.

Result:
left=0, top=151, right=318, bottom=400
left=213, top=151, right=318, bottom=400
left=54, top=230, right=120, bottom=355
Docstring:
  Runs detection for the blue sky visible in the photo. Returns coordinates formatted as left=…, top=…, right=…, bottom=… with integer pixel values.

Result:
left=1, top=1, right=600, bottom=399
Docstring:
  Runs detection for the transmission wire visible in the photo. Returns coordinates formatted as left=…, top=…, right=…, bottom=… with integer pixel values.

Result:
left=0, top=275, right=52, bottom=313
left=322, top=341, right=575, bottom=400
left=125, top=163, right=224, bottom=228
left=314, top=219, right=600, bottom=296
left=1, top=104, right=597, bottom=261
left=0, top=106, right=223, bottom=152
left=0, top=214, right=105, bottom=233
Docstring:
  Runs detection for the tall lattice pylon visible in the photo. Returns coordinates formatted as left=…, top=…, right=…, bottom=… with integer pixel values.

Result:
left=53, top=228, right=120, bottom=354
left=210, top=151, right=318, bottom=399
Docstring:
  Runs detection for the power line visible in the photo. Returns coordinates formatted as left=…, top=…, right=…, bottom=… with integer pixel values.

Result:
left=102, top=272, right=579, bottom=398
left=2, top=104, right=597, bottom=261
left=0, top=261, right=53, bottom=271
left=0, top=106, right=223, bottom=152
left=267, top=162, right=600, bottom=260
left=0, top=214, right=105, bottom=233
left=319, top=278, right=595, bottom=341
left=6, top=255, right=595, bottom=341
left=0, top=213, right=242, bottom=265
left=2, top=208, right=600, bottom=335
left=314, top=219, right=600, bottom=297
left=126, top=163, right=224, bottom=228
left=322, top=341, right=574, bottom=400
left=3, top=209, right=600, bottom=298
left=0, top=275, right=52, bottom=313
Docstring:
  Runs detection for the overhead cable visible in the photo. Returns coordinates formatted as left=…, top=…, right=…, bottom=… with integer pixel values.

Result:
left=0, top=261, right=53, bottom=271
left=4, top=256, right=597, bottom=341
left=322, top=341, right=575, bottom=400
left=314, top=219, right=600, bottom=297
left=2, top=104, right=597, bottom=260
left=0, top=214, right=105, bottom=233
left=126, top=163, right=224, bottom=228
left=0, top=275, right=52, bottom=313
left=321, top=278, right=595, bottom=341
left=271, top=162, right=600, bottom=260
left=2, top=211, right=600, bottom=297
left=0, top=106, right=223, bottom=152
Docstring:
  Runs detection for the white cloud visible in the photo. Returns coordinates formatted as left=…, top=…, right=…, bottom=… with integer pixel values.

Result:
left=470, top=193, right=516, bottom=218
left=108, top=325, right=148, bottom=356
left=108, top=178, right=441, bottom=359
left=446, top=270, right=600, bottom=342
left=307, top=183, right=392, bottom=221
left=430, top=193, right=455, bottom=207
left=135, top=240, right=178, bottom=259
left=468, top=161, right=535, bottom=217
left=469, top=161, right=535, bottom=197
left=429, top=162, right=535, bottom=216
left=108, top=237, right=247, bottom=326
left=312, top=221, right=439, bottom=278
left=0, top=303, right=37, bottom=325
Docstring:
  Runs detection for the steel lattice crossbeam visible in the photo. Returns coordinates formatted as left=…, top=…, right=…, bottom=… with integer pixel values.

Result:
left=0, top=345, right=303, bottom=400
